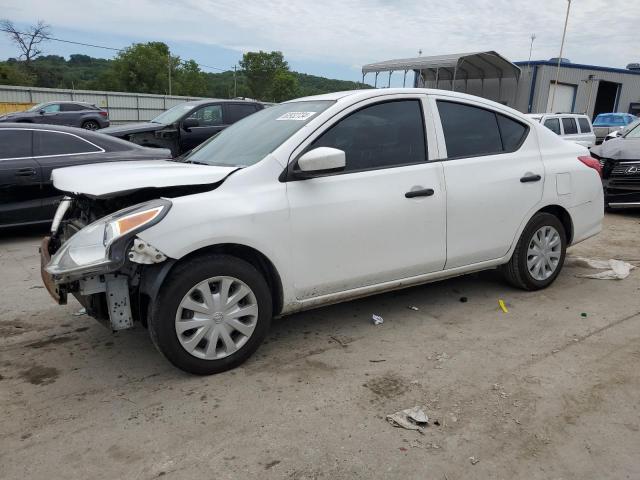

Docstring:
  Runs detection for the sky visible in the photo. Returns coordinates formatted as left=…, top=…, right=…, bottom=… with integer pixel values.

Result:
left=1, top=0, right=639, bottom=86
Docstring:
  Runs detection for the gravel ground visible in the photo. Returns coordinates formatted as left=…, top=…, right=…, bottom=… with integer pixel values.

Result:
left=0, top=211, right=639, bottom=480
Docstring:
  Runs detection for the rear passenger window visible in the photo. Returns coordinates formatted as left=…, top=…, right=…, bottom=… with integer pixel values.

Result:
left=225, top=104, right=259, bottom=124
left=0, top=130, right=33, bottom=158
left=562, top=118, right=578, bottom=134
left=309, top=100, right=427, bottom=172
left=578, top=118, right=591, bottom=133
left=437, top=101, right=528, bottom=158
left=544, top=118, right=561, bottom=135
left=497, top=115, right=527, bottom=151
left=60, top=103, right=87, bottom=112
left=34, top=131, right=101, bottom=156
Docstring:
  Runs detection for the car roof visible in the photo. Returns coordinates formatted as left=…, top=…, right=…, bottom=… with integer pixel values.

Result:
left=0, top=122, right=146, bottom=150
left=183, top=98, right=261, bottom=106
left=526, top=113, right=589, bottom=118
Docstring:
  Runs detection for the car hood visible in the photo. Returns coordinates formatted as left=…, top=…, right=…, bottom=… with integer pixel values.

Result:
left=100, top=122, right=162, bottom=136
left=591, top=137, right=640, bottom=160
left=0, top=112, right=28, bottom=120
left=52, top=160, right=238, bottom=197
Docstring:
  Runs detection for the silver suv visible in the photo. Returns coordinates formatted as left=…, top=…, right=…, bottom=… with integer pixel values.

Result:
left=0, top=101, right=110, bottom=130
left=526, top=113, right=595, bottom=149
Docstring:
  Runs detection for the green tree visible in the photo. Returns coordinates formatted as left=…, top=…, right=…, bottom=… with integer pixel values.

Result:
left=0, top=63, right=34, bottom=86
left=103, top=42, right=174, bottom=94
left=271, top=70, right=298, bottom=102
left=174, top=59, right=207, bottom=96
left=239, top=51, right=289, bottom=100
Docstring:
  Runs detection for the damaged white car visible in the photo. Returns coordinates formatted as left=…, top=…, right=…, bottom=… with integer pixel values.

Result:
left=41, top=89, right=604, bottom=374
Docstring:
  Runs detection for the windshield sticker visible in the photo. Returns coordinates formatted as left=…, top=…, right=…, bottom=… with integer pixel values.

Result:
left=276, top=111, right=317, bottom=121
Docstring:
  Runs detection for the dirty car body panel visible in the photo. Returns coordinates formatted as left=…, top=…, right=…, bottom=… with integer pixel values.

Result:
left=41, top=88, right=604, bottom=374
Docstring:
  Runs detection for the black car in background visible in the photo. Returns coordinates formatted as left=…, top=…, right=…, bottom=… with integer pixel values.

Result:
left=0, top=123, right=171, bottom=228
left=100, top=99, right=263, bottom=156
left=0, top=101, right=110, bottom=130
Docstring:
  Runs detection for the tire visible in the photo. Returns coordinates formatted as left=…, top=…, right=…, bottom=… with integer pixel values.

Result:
left=149, top=254, right=272, bottom=375
left=501, top=212, right=567, bottom=291
left=81, top=120, right=100, bottom=130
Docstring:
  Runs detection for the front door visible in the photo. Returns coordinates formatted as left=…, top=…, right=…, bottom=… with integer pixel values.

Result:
left=34, top=103, right=62, bottom=125
left=433, top=98, right=544, bottom=268
left=0, top=129, right=44, bottom=227
left=286, top=98, right=446, bottom=299
left=179, top=104, right=226, bottom=153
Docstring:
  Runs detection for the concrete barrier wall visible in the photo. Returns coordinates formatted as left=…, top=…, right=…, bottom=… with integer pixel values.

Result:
left=0, top=85, right=210, bottom=124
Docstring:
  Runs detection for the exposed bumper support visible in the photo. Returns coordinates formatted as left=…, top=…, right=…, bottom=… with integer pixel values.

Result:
left=79, top=274, right=133, bottom=330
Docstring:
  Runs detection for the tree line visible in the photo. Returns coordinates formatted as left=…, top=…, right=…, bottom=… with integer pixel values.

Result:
left=0, top=20, right=368, bottom=101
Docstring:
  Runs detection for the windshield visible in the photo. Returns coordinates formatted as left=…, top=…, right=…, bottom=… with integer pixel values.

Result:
left=622, top=119, right=640, bottom=138
left=27, top=103, right=47, bottom=112
left=593, top=114, right=627, bottom=126
left=185, top=100, right=334, bottom=167
left=152, top=103, right=196, bottom=125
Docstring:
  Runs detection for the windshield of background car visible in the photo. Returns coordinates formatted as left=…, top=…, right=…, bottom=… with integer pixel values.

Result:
left=185, top=100, right=335, bottom=167
left=27, top=103, right=47, bottom=112
left=593, top=114, right=626, bottom=126
left=622, top=120, right=640, bottom=138
left=152, top=104, right=196, bottom=124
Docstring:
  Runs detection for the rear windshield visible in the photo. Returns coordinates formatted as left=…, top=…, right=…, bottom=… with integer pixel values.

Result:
left=593, top=114, right=626, bottom=126
left=185, top=100, right=334, bottom=167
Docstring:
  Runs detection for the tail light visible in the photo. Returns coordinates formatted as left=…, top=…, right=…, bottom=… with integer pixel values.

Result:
left=578, top=155, right=602, bottom=178
left=99, top=110, right=108, bottom=118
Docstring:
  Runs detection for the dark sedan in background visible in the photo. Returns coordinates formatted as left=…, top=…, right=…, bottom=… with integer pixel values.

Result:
left=0, top=101, right=110, bottom=130
left=591, top=120, right=640, bottom=209
left=0, top=123, right=171, bottom=228
left=100, top=99, right=263, bottom=156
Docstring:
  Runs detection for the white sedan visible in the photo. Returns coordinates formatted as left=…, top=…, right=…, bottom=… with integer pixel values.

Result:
left=42, top=88, right=604, bottom=374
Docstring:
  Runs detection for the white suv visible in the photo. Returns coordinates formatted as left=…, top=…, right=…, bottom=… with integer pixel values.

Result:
left=527, top=113, right=596, bottom=148
left=42, top=89, right=604, bottom=374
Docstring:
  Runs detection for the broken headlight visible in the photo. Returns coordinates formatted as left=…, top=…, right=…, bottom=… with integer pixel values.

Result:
left=46, top=199, right=171, bottom=278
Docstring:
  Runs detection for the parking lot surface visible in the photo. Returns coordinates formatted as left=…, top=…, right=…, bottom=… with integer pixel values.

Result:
left=1, top=212, right=639, bottom=479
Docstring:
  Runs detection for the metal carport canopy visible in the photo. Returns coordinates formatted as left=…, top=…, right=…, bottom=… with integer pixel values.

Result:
left=361, top=51, right=521, bottom=81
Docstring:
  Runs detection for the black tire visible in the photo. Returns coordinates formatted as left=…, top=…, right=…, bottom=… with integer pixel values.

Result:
left=501, top=212, right=567, bottom=291
left=81, top=120, right=100, bottom=130
left=149, top=254, right=272, bottom=375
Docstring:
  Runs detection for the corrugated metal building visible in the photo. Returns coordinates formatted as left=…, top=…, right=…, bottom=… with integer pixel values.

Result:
left=0, top=85, right=205, bottom=123
left=362, top=53, right=640, bottom=119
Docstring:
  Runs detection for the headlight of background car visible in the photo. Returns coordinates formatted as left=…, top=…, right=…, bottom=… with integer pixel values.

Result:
left=46, top=199, right=171, bottom=277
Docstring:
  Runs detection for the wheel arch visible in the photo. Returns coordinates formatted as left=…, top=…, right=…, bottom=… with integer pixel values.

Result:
left=535, top=204, right=574, bottom=244
left=140, top=243, right=284, bottom=318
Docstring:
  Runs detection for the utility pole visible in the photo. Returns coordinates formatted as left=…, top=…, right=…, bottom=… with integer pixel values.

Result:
left=168, top=52, right=172, bottom=96
left=527, top=34, right=536, bottom=71
left=233, top=65, right=237, bottom=98
left=550, top=0, right=572, bottom=112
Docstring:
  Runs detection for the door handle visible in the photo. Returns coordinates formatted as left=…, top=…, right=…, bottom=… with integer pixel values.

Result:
left=405, top=188, right=435, bottom=198
left=520, top=174, right=541, bottom=183
left=15, top=168, right=36, bottom=177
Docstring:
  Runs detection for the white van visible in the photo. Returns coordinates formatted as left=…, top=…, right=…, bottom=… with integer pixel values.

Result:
left=526, top=113, right=596, bottom=149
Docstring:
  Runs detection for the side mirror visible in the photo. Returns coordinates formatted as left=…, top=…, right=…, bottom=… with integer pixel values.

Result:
left=295, top=147, right=346, bottom=177
left=39, top=110, right=45, bottom=115
left=182, top=118, right=199, bottom=131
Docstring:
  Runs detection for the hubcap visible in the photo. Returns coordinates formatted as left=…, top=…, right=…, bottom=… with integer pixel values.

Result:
left=527, top=226, right=562, bottom=281
left=175, top=276, right=258, bottom=360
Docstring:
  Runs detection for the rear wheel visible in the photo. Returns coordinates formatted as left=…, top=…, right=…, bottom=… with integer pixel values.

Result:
left=81, top=120, right=100, bottom=130
left=501, top=213, right=567, bottom=290
left=149, top=254, right=272, bottom=375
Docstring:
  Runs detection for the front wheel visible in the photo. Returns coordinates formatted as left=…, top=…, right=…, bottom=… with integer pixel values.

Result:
left=501, top=212, right=567, bottom=290
left=149, top=254, right=272, bottom=375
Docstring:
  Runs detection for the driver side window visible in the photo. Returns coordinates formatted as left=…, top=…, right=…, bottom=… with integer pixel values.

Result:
left=187, top=105, right=223, bottom=126
left=42, top=104, right=60, bottom=113
left=308, top=100, right=427, bottom=173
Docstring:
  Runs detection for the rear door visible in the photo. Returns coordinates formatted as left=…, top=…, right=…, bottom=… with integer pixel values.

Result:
left=433, top=97, right=543, bottom=268
left=0, top=129, right=45, bottom=226
left=58, top=103, right=86, bottom=127
left=224, top=103, right=260, bottom=125
left=33, top=130, right=104, bottom=217
left=286, top=96, right=447, bottom=299
left=179, top=103, right=225, bottom=152
left=560, top=117, right=581, bottom=144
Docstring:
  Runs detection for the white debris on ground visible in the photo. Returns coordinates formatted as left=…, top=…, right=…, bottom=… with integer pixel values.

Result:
left=371, top=314, right=384, bottom=325
left=469, top=456, right=480, bottom=465
left=386, top=406, right=429, bottom=433
left=566, top=256, right=635, bottom=280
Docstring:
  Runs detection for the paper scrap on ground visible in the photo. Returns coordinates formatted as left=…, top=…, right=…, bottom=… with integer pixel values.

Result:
left=566, top=256, right=635, bottom=280
left=372, top=314, right=384, bottom=325
left=386, top=406, right=428, bottom=433
left=498, top=299, right=508, bottom=313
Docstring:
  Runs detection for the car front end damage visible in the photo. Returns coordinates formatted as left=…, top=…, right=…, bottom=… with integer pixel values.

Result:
left=594, top=156, right=640, bottom=208
left=41, top=196, right=174, bottom=331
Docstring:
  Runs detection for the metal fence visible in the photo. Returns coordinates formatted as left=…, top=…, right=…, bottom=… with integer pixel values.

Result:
left=0, top=85, right=209, bottom=123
